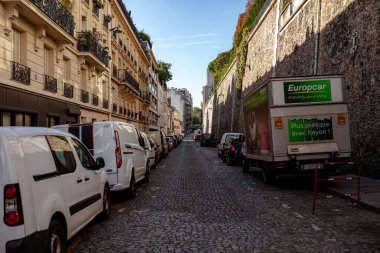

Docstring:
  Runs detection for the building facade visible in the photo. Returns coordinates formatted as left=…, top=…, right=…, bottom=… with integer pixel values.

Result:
left=0, top=0, right=164, bottom=132
left=168, top=87, right=193, bottom=133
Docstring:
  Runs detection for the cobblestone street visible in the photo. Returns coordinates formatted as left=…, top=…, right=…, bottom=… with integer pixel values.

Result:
left=68, top=136, right=380, bottom=253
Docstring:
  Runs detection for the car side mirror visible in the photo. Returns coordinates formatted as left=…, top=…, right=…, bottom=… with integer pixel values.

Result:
left=96, top=157, right=105, bottom=170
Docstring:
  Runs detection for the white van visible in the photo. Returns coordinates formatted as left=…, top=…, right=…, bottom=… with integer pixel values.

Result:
left=0, top=127, right=110, bottom=253
left=54, top=121, right=149, bottom=198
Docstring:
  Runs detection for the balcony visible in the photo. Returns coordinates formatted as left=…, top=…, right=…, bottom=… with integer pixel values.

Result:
left=2, top=0, right=75, bottom=44
left=92, top=95, right=99, bottom=106
left=103, top=99, right=109, bottom=109
left=139, top=90, right=150, bottom=103
left=11, top=61, right=31, bottom=85
left=63, top=83, right=73, bottom=98
left=118, top=69, right=139, bottom=94
left=81, top=90, right=89, bottom=103
left=44, top=75, right=57, bottom=93
left=78, top=31, right=109, bottom=71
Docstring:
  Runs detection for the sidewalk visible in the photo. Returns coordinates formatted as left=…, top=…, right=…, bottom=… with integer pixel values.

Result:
left=325, top=176, right=380, bottom=213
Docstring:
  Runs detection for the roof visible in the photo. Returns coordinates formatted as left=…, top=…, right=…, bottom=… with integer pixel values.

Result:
left=0, top=127, right=75, bottom=138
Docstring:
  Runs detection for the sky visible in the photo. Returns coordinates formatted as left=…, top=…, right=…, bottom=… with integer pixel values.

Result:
left=122, top=0, right=247, bottom=108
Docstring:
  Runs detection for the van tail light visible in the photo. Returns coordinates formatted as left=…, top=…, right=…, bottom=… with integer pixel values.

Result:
left=114, top=130, right=122, bottom=169
left=4, top=184, right=24, bottom=226
left=229, top=146, right=236, bottom=153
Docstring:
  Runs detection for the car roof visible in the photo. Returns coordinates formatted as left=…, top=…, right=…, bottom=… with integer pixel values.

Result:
left=0, top=127, right=75, bottom=138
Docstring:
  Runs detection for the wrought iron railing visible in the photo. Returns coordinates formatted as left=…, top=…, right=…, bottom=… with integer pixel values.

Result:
left=112, top=103, right=117, bottom=113
left=44, top=75, right=57, bottom=93
left=81, top=89, right=89, bottom=103
left=118, top=69, right=139, bottom=91
left=11, top=61, right=31, bottom=85
left=63, top=83, right=73, bottom=98
left=92, top=95, right=99, bottom=106
left=140, top=90, right=150, bottom=102
left=77, top=31, right=109, bottom=66
left=103, top=99, right=109, bottom=109
left=29, top=0, right=74, bottom=36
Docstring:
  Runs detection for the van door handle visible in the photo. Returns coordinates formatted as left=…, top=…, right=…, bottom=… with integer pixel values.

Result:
left=76, top=178, right=83, bottom=183
left=84, top=177, right=90, bottom=181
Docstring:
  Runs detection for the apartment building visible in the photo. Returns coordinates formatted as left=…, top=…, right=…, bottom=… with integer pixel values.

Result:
left=0, top=0, right=157, bottom=131
left=168, top=87, right=192, bottom=133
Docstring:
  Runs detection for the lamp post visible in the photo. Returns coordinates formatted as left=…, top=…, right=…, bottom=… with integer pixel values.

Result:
left=217, top=94, right=224, bottom=140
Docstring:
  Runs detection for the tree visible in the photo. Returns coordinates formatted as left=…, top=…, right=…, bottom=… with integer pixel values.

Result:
left=158, top=60, right=172, bottom=90
left=192, top=107, right=202, bottom=126
left=138, top=30, right=152, bottom=48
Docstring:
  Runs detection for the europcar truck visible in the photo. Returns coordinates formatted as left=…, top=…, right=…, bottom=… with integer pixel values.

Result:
left=241, top=76, right=351, bottom=184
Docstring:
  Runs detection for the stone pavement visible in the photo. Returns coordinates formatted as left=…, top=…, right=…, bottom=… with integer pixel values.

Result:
left=68, top=136, right=380, bottom=253
left=325, top=175, right=380, bottom=214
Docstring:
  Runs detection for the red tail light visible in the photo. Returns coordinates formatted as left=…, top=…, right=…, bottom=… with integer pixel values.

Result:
left=273, top=162, right=287, bottom=169
left=4, top=184, right=24, bottom=226
left=229, top=146, right=236, bottom=153
left=114, top=131, right=122, bottom=169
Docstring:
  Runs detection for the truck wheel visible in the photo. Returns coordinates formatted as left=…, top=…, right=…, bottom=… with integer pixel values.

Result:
left=47, top=220, right=66, bottom=253
left=242, top=157, right=249, bottom=172
left=126, top=172, right=136, bottom=199
left=263, top=167, right=276, bottom=185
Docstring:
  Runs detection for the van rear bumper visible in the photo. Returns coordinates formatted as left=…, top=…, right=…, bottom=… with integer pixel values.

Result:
left=6, top=230, right=47, bottom=253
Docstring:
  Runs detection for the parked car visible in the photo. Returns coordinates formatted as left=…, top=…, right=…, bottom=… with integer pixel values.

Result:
left=200, top=133, right=216, bottom=147
left=54, top=121, right=149, bottom=198
left=141, top=132, right=155, bottom=171
left=149, top=130, right=168, bottom=159
left=149, top=138, right=160, bottom=167
left=166, top=136, right=174, bottom=151
left=0, top=127, right=111, bottom=253
left=223, top=137, right=243, bottom=165
left=167, top=135, right=178, bottom=147
left=217, top=132, right=243, bottom=159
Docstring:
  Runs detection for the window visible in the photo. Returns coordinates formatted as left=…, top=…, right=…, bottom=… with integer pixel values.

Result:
left=46, top=136, right=76, bottom=173
left=72, top=138, right=95, bottom=170
left=13, top=29, right=20, bottom=63
left=63, top=58, right=71, bottom=83
left=0, top=111, right=35, bottom=126
left=81, top=16, right=87, bottom=31
left=44, top=47, right=53, bottom=75
left=46, top=116, right=58, bottom=127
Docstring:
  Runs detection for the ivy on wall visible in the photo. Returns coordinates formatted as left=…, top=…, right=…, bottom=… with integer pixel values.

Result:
left=208, top=0, right=267, bottom=91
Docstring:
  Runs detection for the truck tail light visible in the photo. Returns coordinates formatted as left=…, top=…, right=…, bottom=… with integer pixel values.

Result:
left=114, top=130, right=122, bottom=169
left=275, top=117, right=283, bottom=128
left=338, top=113, right=346, bottom=124
left=273, top=162, right=287, bottom=169
left=4, top=184, right=24, bottom=226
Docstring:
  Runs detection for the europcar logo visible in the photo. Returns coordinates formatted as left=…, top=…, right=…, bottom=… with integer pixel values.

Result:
left=284, top=80, right=332, bottom=103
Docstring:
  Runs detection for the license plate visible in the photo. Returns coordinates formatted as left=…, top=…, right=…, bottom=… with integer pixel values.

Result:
left=301, top=164, right=324, bottom=170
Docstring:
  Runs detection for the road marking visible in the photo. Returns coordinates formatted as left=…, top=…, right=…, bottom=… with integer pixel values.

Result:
left=282, top=204, right=290, bottom=209
left=118, top=208, right=126, bottom=213
left=294, top=212, right=303, bottom=219
left=312, top=224, right=322, bottom=231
